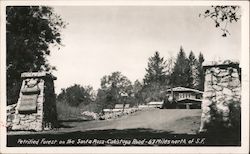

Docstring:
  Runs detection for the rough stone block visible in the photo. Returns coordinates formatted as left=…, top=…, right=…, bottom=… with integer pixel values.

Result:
left=219, top=82, right=229, bottom=88
left=213, top=85, right=223, bottom=91
left=213, top=67, right=221, bottom=74
left=10, top=71, right=57, bottom=132
left=205, top=73, right=212, bottom=82
left=216, top=94, right=225, bottom=103
left=228, top=79, right=240, bottom=88
left=200, top=61, right=241, bottom=133
left=217, top=70, right=229, bottom=77
left=231, top=72, right=239, bottom=78
left=12, top=117, right=20, bottom=124
left=222, top=87, right=233, bottom=96
left=202, top=99, right=212, bottom=107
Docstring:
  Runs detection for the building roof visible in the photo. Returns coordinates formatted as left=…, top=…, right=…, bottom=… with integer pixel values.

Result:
left=148, top=101, right=164, bottom=105
left=177, top=98, right=202, bottom=103
left=166, top=87, right=203, bottom=94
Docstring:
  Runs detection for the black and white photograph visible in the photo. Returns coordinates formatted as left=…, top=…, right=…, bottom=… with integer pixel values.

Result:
left=0, top=0, right=249, bottom=153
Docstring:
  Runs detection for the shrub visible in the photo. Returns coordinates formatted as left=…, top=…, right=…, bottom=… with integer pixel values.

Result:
left=205, top=100, right=241, bottom=145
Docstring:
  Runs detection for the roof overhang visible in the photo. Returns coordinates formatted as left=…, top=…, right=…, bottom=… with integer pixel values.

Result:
left=177, top=98, right=202, bottom=103
left=166, top=87, right=203, bottom=94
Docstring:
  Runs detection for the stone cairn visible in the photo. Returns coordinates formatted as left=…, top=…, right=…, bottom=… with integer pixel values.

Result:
left=199, top=61, right=241, bottom=132
left=10, top=72, right=57, bottom=131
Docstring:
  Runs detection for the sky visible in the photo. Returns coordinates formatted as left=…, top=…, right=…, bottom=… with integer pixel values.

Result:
left=48, top=6, right=241, bottom=94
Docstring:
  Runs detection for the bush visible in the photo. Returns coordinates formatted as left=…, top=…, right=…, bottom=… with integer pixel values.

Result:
left=204, top=101, right=241, bottom=145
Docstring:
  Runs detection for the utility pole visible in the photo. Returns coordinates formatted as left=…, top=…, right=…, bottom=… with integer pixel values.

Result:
left=121, top=92, right=128, bottom=113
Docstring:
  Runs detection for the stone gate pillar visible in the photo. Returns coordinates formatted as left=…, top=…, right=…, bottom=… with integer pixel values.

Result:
left=11, top=72, right=57, bottom=131
left=199, top=61, right=241, bottom=132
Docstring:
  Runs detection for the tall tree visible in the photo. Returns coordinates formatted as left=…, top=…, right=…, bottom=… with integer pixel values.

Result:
left=188, top=51, right=199, bottom=89
left=197, top=52, right=205, bottom=91
left=171, top=46, right=191, bottom=87
left=6, top=6, right=66, bottom=105
left=143, top=51, right=167, bottom=85
left=142, top=51, right=169, bottom=102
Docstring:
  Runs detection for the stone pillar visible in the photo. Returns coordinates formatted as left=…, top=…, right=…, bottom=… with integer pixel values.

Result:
left=11, top=72, right=57, bottom=131
left=199, top=61, right=241, bottom=132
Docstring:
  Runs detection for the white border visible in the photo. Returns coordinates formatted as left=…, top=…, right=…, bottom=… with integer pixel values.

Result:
left=0, top=1, right=249, bottom=154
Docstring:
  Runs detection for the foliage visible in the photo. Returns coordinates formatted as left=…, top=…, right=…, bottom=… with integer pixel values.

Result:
left=188, top=51, right=197, bottom=88
left=171, top=46, right=191, bottom=87
left=132, top=80, right=143, bottom=106
left=56, top=100, right=82, bottom=121
left=101, top=72, right=133, bottom=96
left=95, top=89, right=116, bottom=111
left=206, top=101, right=241, bottom=142
left=6, top=6, right=66, bottom=105
left=170, top=47, right=205, bottom=90
left=96, top=72, right=133, bottom=110
left=200, top=6, right=241, bottom=37
left=57, top=84, right=95, bottom=107
left=197, top=53, right=205, bottom=91
left=228, top=101, right=241, bottom=133
left=141, top=51, right=170, bottom=102
left=140, top=82, right=167, bottom=103
left=94, top=89, right=111, bottom=112
left=139, top=49, right=206, bottom=103
left=143, top=51, right=168, bottom=85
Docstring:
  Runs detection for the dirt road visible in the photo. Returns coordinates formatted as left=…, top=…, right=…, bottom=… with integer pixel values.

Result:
left=59, top=109, right=202, bottom=134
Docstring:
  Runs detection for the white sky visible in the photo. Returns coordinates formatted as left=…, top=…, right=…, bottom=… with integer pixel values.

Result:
left=48, top=6, right=241, bottom=94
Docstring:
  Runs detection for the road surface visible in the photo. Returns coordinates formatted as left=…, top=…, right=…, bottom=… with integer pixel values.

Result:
left=59, top=108, right=202, bottom=134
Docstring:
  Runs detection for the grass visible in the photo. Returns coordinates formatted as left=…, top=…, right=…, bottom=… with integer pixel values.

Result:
left=56, top=101, right=83, bottom=121
left=56, top=101, right=101, bottom=121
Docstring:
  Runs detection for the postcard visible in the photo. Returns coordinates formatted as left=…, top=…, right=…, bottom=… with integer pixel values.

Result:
left=0, top=0, right=249, bottom=153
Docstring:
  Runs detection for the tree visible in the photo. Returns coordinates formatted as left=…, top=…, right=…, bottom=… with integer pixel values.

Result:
left=140, top=82, right=166, bottom=103
left=7, top=6, right=66, bottom=105
left=197, top=52, right=205, bottom=91
left=188, top=51, right=199, bottom=89
left=57, top=84, right=95, bottom=107
left=143, top=51, right=168, bottom=86
left=200, top=6, right=241, bottom=37
left=133, top=80, right=143, bottom=106
left=95, top=89, right=110, bottom=112
left=97, top=72, right=133, bottom=109
left=142, top=51, right=170, bottom=102
left=171, top=46, right=191, bottom=87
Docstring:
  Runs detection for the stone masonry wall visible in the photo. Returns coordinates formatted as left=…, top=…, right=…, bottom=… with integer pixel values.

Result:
left=199, top=62, right=241, bottom=132
left=11, top=77, right=45, bottom=131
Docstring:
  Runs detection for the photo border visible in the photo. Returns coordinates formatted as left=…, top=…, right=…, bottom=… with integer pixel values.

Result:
left=0, top=0, right=249, bottom=153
